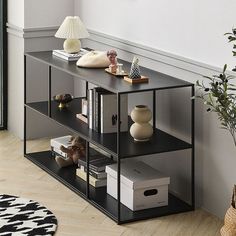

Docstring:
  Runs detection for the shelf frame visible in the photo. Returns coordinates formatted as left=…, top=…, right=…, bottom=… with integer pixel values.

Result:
left=24, top=52, right=195, bottom=224
left=191, top=84, right=195, bottom=209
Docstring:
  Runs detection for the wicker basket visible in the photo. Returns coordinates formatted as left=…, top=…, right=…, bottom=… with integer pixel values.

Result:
left=221, top=186, right=236, bottom=236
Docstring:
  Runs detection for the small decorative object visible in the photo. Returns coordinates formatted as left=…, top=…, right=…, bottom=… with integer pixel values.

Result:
left=105, top=50, right=129, bottom=76
left=55, top=136, right=86, bottom=168
left=130, top=105, right=153, bottom=141
left=76, top=51, right=110, bottom=68
left=129, top=56, right=141, bottom=79
left=104, top=68, right=128, bottom=77
left=55, top=16, right=89, bottom=53
left=116, top=63, right=124, bottom=74
left=124, top=56, right=149, bottom=84
left=220, top=186, right=236, bottom=236
left=53, top=93, right=73, bottom=109
left=107, top=49, right=118, bottom=73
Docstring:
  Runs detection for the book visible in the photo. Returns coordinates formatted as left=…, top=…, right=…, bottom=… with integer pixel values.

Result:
left=52, top=48, right=89, bottom=61
left=93, top=87, right=112, bottom=132
left=88, top=89, right=94, bottom=129
left=53, top=51, right=79, bottom=61
left=78, top=154, right=115, bottom=172
left=79, top=165, right=107, bottom=179
left=76, top=113, right=88, bottom=124
left=76, top=168, right=107, bottom=187
left=100, top=93, right=128, bottom=133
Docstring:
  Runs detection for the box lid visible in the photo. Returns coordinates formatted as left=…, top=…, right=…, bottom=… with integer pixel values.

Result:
left=50, top=135, right=72, bottom=149
left=105, top=160, right=170, bottom=189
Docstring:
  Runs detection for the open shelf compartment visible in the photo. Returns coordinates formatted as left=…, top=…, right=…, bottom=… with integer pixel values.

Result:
left=25, top=151, right=193, bottom=224
left=25, top=99, right=192, bottom=158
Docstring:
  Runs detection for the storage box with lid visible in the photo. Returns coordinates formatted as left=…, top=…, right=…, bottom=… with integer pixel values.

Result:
left=105, top=160, right=170, bottom=211
left=50, top=135, right=72, bottom=160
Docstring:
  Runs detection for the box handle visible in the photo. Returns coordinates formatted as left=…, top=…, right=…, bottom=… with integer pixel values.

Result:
left=144, top=189, right=158, bottom=196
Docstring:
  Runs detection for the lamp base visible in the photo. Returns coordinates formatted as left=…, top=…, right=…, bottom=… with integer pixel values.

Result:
left=63, top=39, right=81, bottom=53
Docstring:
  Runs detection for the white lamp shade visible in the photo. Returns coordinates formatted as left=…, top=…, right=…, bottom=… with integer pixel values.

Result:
left=55, top=16, right=89, bottom=39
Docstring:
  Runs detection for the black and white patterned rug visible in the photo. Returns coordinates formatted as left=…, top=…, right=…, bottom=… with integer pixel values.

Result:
left=0, top=194, right=57, bottom=235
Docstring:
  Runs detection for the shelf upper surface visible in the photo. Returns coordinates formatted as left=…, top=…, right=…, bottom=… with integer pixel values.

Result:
left=26, top=99, right=192, bottom=157
left=25, top=51, right=193, bottom=94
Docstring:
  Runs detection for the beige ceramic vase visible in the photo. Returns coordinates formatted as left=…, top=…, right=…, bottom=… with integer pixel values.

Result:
left=221, top=186, right=236, bottom=236
left=130, top=105, right=153, bottom=141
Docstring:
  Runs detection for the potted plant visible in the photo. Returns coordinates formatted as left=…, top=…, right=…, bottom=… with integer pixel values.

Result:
left=220, top=185, right=236, bottom=235
left=196, top=64, right=236, bottom=145
left=196, top=28, right=236, bottom=235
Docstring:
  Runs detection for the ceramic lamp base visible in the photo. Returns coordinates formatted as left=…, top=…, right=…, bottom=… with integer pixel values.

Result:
left=63, top=39, right=81, bottom=53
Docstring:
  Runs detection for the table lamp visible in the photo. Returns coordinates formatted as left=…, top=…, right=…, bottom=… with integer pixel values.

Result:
left=55, top=16, right=89, bottom=54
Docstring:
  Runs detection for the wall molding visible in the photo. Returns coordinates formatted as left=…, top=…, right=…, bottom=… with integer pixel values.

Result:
left=7, top=23, right=235, bottom=77
left=87, top=29, right=235, bottom=77
left=7, top=23, right=58, bottom=39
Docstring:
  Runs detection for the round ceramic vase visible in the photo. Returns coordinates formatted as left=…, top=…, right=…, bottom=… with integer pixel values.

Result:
left=130, top=105, right=153, bottom=142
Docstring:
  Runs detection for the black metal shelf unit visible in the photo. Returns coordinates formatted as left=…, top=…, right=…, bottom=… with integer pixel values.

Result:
left=24, top=51, right=195, bottom=224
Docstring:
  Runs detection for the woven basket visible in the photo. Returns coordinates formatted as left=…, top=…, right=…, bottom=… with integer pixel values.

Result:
left=221, top=186, right=236, bottom=236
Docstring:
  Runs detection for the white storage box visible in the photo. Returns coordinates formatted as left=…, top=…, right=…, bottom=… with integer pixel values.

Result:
left=106, top=160, right=170, bottom=211
left=50, top=135, right=72, bottom=160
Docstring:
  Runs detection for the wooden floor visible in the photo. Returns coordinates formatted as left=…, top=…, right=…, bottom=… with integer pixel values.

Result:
left=0, top=131, right=223, bottom=236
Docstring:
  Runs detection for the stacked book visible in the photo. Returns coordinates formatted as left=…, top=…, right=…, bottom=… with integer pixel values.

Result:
left=52, top=48, right=89, bottom=61
left=76, top=154, right=115, bottom=188
left=86, top=87, right=128, bottom=133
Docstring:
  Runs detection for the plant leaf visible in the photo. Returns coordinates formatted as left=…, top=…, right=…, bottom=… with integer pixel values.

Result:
left=223, top=64, right=227, bottom=72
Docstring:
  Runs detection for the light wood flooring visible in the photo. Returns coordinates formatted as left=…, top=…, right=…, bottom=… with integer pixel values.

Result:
left=0, top=131, right=223, bottom=236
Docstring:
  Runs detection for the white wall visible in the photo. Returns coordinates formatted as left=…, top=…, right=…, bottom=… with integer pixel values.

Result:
left=24, top=0, right=74, bottom=28
left=7, top=35, right=24, bottom=138
left=75, top=0, right=236, bottom=219
left=8, top=0, right=24, bottom=28
left=7, top=0, right=75, bottom=139
left=76, top=0, right=236, bottom=70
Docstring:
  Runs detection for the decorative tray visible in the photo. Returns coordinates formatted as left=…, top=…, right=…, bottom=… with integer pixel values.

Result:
left=105, top=68, right=128, bottom=77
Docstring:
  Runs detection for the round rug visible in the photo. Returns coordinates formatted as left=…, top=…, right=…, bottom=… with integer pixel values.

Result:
left=0, top=194, right=57, bottom=235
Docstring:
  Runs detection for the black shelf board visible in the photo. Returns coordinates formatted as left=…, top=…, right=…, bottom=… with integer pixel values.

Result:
left=25, top=99, right=192, bottom=158
left=25, top=151, right=193, bottom=224
left=25, top=51, right=193, bottom=94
